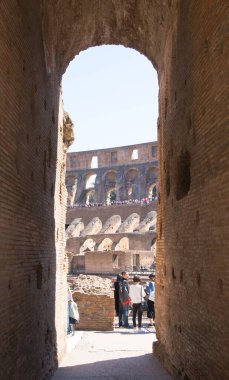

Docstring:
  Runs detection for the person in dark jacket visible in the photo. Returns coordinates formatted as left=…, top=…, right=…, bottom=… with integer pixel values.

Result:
left=114, top=274, right=122, bottom=317
left=145, top=273, right=155, bottom=326
left=119, top=271, right=131, bottom=328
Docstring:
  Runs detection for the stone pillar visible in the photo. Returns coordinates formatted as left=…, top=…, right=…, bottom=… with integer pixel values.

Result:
left=94, top=171, right=105, bottom=203
left=74, top=174, right=85, bottom=203
left=139, top=167, right=147, bottom=199
left=116, top=169, right=127, bottom=201
left=66, top=177, right=77, bottom=206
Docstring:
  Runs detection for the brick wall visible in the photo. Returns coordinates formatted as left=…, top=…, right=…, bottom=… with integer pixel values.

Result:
left=155, top=1, right=229, bottom=379
left=0, top=1, right=61, bottom=379
left=72, top=293, right=114, bottom=331
left=70, top=275, right=114, bottom=331
left=0, top=1, right=228, bottom=379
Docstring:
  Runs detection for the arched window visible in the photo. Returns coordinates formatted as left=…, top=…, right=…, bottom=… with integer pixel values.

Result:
left=85, top=174, right=96, bottom=189
left=106, top=188, right=117, bottom=204
left=148, top=183, right=157, bottom=200
left=86, top=189, right=95, bottom=204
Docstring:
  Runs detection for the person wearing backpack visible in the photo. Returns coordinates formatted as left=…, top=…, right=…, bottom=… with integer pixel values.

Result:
left=119, top=271, right=131, bottom=328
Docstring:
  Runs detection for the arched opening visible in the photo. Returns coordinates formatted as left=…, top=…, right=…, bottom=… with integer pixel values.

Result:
left=98, top=238, right=113, bottom=252
left=148, top=183, right=157, bottom=200
left=80, top=238, right=96, bottom=253
left=85, top=174, right=96, bottom=190
left=85, top=189, right=95, bottom=204
left=63, top=44, right=159, bottom=377
left=115, top=237, right=129, bottom=251
left=125, top=168, right=139, bottom=200
left=65, top=175, right=77, bottom=206
left=62, top=48, right=159, bottom=365
left=106, top=188, right=117, bottom=204
left=104, top=171, right=117, bottom=204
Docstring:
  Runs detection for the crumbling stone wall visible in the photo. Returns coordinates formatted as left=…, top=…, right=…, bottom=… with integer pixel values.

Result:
left=69, top=275, right=114, bottom=331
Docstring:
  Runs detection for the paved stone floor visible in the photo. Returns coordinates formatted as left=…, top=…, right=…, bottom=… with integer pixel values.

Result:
left=52, top=324, right=171, bottom=380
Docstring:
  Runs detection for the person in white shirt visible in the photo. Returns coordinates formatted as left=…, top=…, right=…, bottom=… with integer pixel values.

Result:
left=129, top=275, right=145, bottom=329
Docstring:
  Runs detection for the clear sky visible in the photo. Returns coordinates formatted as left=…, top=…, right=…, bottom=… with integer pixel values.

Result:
left=62, top=45, right=158, bottom=152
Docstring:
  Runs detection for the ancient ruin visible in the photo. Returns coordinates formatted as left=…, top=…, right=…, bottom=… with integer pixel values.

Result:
left=66, top=142, right=158, bottom=205
left=0, top=2, right=228, bottom=380
left=66, top=210, right=157, bottom=274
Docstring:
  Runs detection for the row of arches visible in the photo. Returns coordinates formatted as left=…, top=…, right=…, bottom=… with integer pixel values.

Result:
left=85, top=183, right=157, bottom=204
left=79, top=237, right=156, bottom=253
left=66, top=166, right=158, bottom=205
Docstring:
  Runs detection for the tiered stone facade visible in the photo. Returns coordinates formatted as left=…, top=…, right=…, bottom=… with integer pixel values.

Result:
left=66, top=142, right=158, bottom=205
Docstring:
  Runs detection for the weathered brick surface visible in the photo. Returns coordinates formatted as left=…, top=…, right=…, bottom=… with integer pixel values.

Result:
left=70, top=275, right=114, bottom=331
left=0, top=1, right=228, bottom=380
left=66, top=143, right=158, bottom=204
left=67, top=142, right=158, bottom=170
left=0, top=2, right=61, bottom=379
left=155, top=2, right=229, bottom=379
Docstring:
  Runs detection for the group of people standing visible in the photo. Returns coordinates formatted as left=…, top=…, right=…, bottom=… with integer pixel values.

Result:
left=114, top=272, right=155, bottom=330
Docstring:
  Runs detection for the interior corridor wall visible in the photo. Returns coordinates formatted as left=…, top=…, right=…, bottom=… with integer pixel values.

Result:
left=0, top=1, right=67, bottom=379
left=0, top=1, right=228, bottom=380
left=155, top=2, right=229, bottom=379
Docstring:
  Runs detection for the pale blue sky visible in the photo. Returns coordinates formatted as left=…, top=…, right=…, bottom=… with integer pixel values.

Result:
left=62, top=45, right=158, bottom=152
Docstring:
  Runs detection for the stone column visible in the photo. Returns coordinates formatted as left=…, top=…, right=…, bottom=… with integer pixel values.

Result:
left=139, top=166, right=147, bottom=199
left=116, top=169, right=127, bottom=201
left=94, top=171, right=105, bottom=203
left=74, top=173, right=86, bottom=203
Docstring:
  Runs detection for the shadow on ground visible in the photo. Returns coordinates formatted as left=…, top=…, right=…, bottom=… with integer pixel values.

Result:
left=53, top=353, right=171, bottom=380
left=93, top=329, right=156, bottom=335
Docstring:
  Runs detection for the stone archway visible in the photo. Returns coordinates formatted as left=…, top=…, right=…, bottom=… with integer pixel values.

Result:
left=148, top=183, right=157, bottom=200
left=0, top=2, right=228, bottom=380
left=125, top=168, right=139, bottom=199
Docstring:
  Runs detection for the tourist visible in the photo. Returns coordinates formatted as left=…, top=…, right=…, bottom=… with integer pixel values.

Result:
left=69, top=299, right=80, bottom=335
left=119, top=271, right=131, bottom=328
left=68, top=197, right=154, bottom=209
left=145, top=273, right=155, bottom=327
left=67, top=285, right=73, bottom=334
left=129, top=275, right=145, bottom=330
left=114, top=273, right=122, bottom=317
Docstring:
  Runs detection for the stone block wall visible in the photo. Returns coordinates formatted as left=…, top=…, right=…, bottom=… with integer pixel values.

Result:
left=84, top=250, right=133, bottom=274
left=67, top=142, right=157, bottom=170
